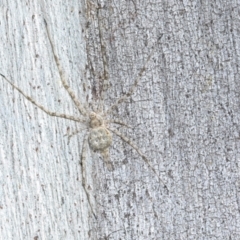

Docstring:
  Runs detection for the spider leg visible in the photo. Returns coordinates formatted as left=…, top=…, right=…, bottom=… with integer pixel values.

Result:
left=64, top=127, right=87, bottom=144
left=95, top=6, right=109, bottom=113
left=106, top=43, right=157, bottom=115
left=109, top=127, right=168, bottom=190
left=109, top=119, right=132, bottom=129
left=81, top=133, right=96, bottom=218
left=44, top=20, right=88, bottom=117
left=0, top=74, right=85, bottom=123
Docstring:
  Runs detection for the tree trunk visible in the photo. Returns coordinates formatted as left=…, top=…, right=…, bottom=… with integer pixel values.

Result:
left=1, top=0, right=240, bottom=239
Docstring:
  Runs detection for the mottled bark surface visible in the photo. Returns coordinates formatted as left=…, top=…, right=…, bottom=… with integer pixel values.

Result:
left=0, top=0, right=240, bottom=239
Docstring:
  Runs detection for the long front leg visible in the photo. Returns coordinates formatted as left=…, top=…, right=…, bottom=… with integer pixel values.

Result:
left=106, top=45, right=157, bottom=115
left=0, top=74, right=85, bottom=123
left=44, top=20, right=88, bottom=117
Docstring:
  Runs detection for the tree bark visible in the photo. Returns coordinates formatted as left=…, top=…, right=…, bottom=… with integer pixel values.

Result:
left=1, top=0, right=240, bottom=239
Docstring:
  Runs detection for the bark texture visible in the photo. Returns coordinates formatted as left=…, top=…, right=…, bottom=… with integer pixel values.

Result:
left=0, top=0, right=240, bottom=239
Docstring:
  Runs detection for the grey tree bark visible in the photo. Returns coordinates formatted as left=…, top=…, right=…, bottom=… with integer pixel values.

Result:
left=0, top=0, right=240, bottom=239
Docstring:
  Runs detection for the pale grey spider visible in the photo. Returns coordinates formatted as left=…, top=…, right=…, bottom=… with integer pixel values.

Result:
left=0, top=21, right=165, bottom=217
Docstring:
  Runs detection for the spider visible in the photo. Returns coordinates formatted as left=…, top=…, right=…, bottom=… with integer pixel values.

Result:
left=0, top=21, right=165, bottom=217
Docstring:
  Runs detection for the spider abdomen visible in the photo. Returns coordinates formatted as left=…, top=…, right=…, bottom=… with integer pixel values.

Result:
left=88, top=127, right=112, bottom=151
